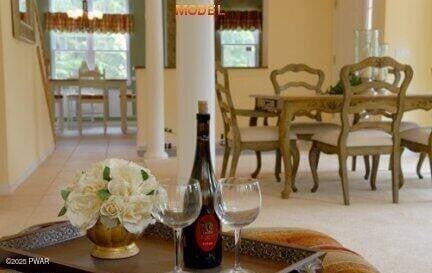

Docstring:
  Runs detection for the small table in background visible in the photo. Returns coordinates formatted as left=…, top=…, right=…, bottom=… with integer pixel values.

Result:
left=50, top=78, right=129, bottom=134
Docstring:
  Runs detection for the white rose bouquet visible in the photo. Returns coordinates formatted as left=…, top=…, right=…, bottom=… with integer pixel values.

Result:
left=58, top=159, right=159, bottom=234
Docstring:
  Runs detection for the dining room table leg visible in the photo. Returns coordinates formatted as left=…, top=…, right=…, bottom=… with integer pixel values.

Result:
left=120, top=83, right=128, bottom=134
left=279, top=101, right=294, bottom=199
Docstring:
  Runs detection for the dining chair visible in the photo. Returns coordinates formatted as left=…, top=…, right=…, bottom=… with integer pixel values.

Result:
left=126, top=92, right=136, bottom=116
left=415, top=153, right=428, bottom=179
left=68, top=62, right=108, bottom=135
left=351, top=68, right=419, bottom=179
left=216, top=64, right=298, bottom=180
left=53, top=91, right=64, bottom=132
left=270, top=63, right=340, bottom=190
left=401, top=129, right=432, bottom=181
left=309, top=57, right=413, bottom=205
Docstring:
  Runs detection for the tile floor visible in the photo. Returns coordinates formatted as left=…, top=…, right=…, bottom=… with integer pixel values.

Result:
left=1, top=127, right=432, bottom=272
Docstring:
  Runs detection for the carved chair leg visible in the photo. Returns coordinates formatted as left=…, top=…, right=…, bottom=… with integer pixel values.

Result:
left=389, top=152, right=393, bottom=171
left=363, top=155, right=371, bottom=180
left=221, top=145, right=231, bottom=178
left=103, top=99, right=108, bottom=135
left=275, top=149, right=282, bottom=182
left=417, top=152, right=426, bottom=179
left=309, top=143, right=320, bottom=193
left=251, top=151, right=262, bottom=179
left=370, top=155, right=380, bottom=191
left=338, top=154, right=350, bottom=206
left=77, top=99, right=83, bottom=136
left=391, top=147, right=402, bottom=204
left=399, top=148, right=405, bottom=189
left=229, top=147, right=241, bottom=177
left=351, top=156, right=357, bottom=171
left=290, top=141, right=300, bottom=192
left=428, top=152, right=432, bottom=183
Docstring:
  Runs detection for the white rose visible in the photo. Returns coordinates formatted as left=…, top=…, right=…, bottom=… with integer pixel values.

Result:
left=86, top=162, right=105, bottom=179
left=100, top=195, right=125, bottom=219
left=132, top=175, right=158, bottom=196
left=66, top=192, right=101, bottom=231
left=120, top=195, right=154, bottom=234
left=111, top=164, right=135, bottom=183
left=108, top=178, right=131, bottom=198
left=105, top=159, right=129, bottom=174
left=76, top=175, right=106, bottom=194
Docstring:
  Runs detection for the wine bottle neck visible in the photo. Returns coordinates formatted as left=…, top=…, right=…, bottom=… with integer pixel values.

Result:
left=195, top=113, right=211, bottom=160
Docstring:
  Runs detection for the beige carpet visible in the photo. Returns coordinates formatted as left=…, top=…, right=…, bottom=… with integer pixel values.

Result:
left=1, top=131, right=431, bottom=273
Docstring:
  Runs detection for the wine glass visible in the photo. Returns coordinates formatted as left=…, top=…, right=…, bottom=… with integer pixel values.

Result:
left=214, top=178, right=262, bottom=273
left=152, top=179, right=202, bottom=273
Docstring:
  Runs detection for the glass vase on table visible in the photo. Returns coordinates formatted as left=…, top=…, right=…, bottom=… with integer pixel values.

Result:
left=152, top=179, right=202, bottom=273
left=215, top=178, right=262, bottom=273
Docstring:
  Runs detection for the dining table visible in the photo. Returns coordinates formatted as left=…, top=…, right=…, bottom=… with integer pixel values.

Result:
left=50, top=78, right=129, bottom=134
left=250, top=93, right=432, bottom=203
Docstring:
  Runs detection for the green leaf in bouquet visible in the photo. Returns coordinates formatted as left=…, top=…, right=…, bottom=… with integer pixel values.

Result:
left=103, top=166, right=111, bottom=181
left=58, top=206, right=67, bottom=217
left=141, top=169, right=149, bottom=181
left=146, top=190, right=155, bottom=196
left=97, top=188, right=111, bottom=201
left=61, top=189, right=71, bottom=201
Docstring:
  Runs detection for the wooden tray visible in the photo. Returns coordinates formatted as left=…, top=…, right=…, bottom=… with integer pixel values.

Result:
left=0, top=222, right=323, bottom=273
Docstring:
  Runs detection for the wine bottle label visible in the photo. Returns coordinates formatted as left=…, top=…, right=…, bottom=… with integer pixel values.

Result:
left=194, top=214, right=219, bottom=252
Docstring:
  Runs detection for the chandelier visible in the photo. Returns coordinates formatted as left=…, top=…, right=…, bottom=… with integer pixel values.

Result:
left=67, top=0, right=103, bottom=20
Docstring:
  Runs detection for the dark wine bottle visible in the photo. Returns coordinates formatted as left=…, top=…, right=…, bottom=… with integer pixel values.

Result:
left=183, top=101, right=222, bottom=269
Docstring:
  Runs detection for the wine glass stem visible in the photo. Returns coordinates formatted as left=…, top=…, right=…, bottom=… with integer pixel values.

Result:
left=174, top=228, right=183, bottom=272
left=234, top=228, right=242, bottom=270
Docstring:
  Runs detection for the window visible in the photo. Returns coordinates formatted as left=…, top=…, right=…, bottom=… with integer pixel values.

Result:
left=215, top=1, right=264, bottom=68
left=163, top=0, right=265, bottom=68
left=220, top=29, right=260, bottom=68
left=50, top=0, right=82, bottom=13
left=50, top=0, right=130, bottom=79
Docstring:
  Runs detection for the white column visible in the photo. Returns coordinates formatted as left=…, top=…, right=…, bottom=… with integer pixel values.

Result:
left=365, top=0, right=374, bottom=30
left=137, top=0, right=168, bottom=159
left=177, top=0, right=216, bottom=179
left=136, top=68, right=146, bottom=155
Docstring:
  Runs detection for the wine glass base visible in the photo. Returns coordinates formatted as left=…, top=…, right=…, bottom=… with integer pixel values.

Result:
left=220, top=268, right=255, bottom=273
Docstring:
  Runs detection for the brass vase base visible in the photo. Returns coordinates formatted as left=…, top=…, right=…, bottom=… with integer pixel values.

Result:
left=91, top=243, right=140, bottom=259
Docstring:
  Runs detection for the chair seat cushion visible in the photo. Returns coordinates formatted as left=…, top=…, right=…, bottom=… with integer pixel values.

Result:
left=312, top=129, right=393, bottom=147
left=399, top=121, right=420, bottom=131
left=291, top=122, right=340, bottom=135
left=228, top=126, right=295, bottom=142
left=401, top=127, right=431, bottom=146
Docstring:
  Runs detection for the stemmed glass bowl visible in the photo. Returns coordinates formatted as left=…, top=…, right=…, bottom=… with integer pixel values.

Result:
left=152, top=179, right=202, bottom=273
left=214, top=178, right=262, bottom=273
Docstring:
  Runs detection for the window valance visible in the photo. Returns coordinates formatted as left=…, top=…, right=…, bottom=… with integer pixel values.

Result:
left=45, top=13, right=133, bottom=33
left=216, top=10, right=262, bottom=31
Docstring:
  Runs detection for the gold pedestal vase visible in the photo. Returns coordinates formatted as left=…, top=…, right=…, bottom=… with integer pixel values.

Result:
left=87, top=221, right=140, bottom=259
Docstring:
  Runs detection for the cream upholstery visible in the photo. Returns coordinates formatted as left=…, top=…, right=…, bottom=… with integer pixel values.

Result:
left=401, top=127, right=431, bottom=146
left=291, top=122, right=340, bottom=135
left=399, top=121, right=420, bottom=131
left=312, top=129, right=393, bottom=147
left=228, top=126, right=295, bottom=142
